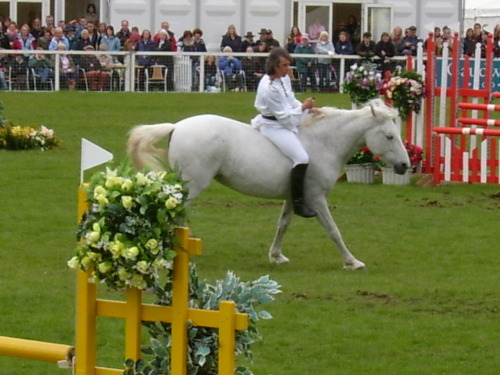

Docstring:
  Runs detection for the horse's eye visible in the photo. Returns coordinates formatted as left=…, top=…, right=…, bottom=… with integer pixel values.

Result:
left=386, top=135, right=394, bottom=140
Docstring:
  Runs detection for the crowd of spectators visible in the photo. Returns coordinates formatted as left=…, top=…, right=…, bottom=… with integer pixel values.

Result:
left=0, top=7, right=499, bottom=92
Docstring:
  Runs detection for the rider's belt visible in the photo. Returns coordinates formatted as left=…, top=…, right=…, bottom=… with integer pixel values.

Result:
left=262, top=115, right=278, bottom=121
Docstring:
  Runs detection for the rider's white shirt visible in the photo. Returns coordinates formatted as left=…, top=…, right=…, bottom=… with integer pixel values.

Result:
left=251, top=74, right=307, bottom=133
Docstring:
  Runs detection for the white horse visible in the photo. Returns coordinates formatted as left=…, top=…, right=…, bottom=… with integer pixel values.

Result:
left=128, top=99, right=410, bottom=270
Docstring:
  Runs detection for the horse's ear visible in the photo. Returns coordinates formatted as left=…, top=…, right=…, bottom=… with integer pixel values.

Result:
left=370, top=103, right=378, bottom=119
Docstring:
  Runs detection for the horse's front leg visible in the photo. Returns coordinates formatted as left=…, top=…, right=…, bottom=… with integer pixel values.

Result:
left=268, top=200, right=294, bottom=264
left=311, top=197, right=366, bottom=270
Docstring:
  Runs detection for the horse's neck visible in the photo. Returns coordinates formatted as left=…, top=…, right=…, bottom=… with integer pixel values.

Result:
left=310, top=112, right=369, bottom=164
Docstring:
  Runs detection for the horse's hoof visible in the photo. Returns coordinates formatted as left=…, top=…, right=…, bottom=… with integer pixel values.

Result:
left=343, top=260, right=366, bottom=270
left=269, top=254, right=290, bottom=265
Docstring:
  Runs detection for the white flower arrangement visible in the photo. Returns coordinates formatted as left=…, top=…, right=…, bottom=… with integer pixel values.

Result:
left=68, top=161, right=188, bottom=290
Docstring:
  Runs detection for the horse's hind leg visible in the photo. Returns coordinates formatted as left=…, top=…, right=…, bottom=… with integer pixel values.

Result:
left=312, top=197, right=366, bottom=270
left=269, top=200, right=294, bottom=264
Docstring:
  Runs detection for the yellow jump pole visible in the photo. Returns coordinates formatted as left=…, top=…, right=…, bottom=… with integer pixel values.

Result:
left=0, top=336, right=74, bottom=364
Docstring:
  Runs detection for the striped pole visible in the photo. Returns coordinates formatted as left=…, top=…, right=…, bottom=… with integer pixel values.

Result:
left=457, top=118, right=500, bottom=127
left=458, top=103, right=500, bottom=112
left=433, top=127, right=500, bottom=136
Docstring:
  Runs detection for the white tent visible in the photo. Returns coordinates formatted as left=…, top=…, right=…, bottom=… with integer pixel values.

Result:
left=465, top=0, right=500, bottom=32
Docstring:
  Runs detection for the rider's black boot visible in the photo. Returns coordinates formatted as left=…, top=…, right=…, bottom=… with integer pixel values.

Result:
left=291, top=164, right=317, bottom=218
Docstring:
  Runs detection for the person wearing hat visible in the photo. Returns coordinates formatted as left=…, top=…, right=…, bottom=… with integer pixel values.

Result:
left=79, top=45, right=107, bottom=90
left=265, top=29, right=280, bottom=49
left=64, top=25, right=78, bottom=50
left=240, top=31, right=256, bottom=52
left=397, top=25, right=421, bottom=56
left=257, top=28, right=268, bottom=46
left=251, top=47, right=321, bottom=218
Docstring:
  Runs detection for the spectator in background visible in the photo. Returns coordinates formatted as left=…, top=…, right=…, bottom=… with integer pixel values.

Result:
left=256, top=28, right=268, bottom=47
left=0, top=48, right=9, bottom=90
left=75, top=28, right=92, bottom=51
left=375, top=31, right=395, bottom=74
left=335, top=30, right=353, bottom=55
left=116, top=19, right=131, bottom=48
left=28, top=47, right=54, bottom=88
left=44, top=15, right=55, bottom=29
left=0, top=23, right=10, bottom=49
left=203, top=55, right=218, bottom=91
left=240, top=31, right=256, bottom=52
left=441, top=25, right=454, bottom=53
left=36, top=27, right=53, bottom=50
left=30, top=18, right=43, bottom=39
left=294, top=33, right=317, bottom=93
left=390, top=26, right=403, bottom=51
left=87, top=21, right=99, bottom=48
left=397, top=25, right=421, bottom=56
left=473, top=23, right=483, bottom=42
left=264, top=29, right=280, bottom=49
left=285, top=25, right=302, bottom=54
left=49, top=27, right=69, bottom=51
left=153, top=21, right=177, bottom=51
left=136, top=29, right=155, bottom=67
left=357, top=31, right=376, bottom=60
left=65, top=25, right=78, bottom=50
left=154, top=29, right=174, bottom=91
left=124, top=26, right=141, bottom=51
left=16, top=24, right=37, bottom=54
left=85, top=3, right=99, bottom=24
left=53, top=42, right=77, bottom=90
left=334, top=31, right=354, bottom=80
left=136, top=29, right=155, bottom=90
left=346, top=15, right=360, bottom=50
left=96, top=22, right=107, bottom=45
left=9, top=54, right=28, bottom=88
left=220, top=24, right=242, bottom=52
left=494, top=25, right=500, bottom=58
left=316, top=31, right=335, bottom=92
left=79, top=45, right=107, bottom=90
left=99, top=25, right=121, bottom=61
left=242, top=45, right=265, bottom=91
left=463, top=28, right=476, bottom=57
left=218, top=46, right=244, bottom=91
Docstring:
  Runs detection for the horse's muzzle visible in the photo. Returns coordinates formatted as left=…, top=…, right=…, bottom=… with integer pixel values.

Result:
left=393, top=163, right=409, bottom=175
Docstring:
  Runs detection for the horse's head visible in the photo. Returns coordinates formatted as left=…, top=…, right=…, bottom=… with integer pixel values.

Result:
left=363, top=99, right=410, bottom=174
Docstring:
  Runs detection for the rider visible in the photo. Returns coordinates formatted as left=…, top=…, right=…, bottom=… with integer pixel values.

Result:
left=251, top=47, right=321, bottom=218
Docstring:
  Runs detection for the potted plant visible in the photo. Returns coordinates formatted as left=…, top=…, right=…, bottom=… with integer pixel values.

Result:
left=381, top=140, right=423, bottom=185
left=342, top=63, right=384, bottom=107
left=383, top=68, right=426, bottom=121
left=344, top=147, right=379, bottom=184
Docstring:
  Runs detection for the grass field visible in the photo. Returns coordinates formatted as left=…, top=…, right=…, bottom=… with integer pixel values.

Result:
left=0, top=92, right=499, bottom=375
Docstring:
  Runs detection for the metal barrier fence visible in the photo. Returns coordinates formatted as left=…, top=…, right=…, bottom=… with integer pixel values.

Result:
left=2, top=49, right=407, bottom=93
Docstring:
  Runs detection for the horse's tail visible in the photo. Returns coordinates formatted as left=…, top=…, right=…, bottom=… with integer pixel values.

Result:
left=127, top=123, right=175, bottom=171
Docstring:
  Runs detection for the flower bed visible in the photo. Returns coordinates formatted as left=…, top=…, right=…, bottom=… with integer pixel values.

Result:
left=0, top=124, right=60, bottom=150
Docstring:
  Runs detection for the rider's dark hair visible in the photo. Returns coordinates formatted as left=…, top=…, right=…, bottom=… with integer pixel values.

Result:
left=266, top=47, right=292, bottom=75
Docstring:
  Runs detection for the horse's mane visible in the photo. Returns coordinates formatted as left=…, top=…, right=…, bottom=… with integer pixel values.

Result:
left=302, top=99, right=397, bottom=127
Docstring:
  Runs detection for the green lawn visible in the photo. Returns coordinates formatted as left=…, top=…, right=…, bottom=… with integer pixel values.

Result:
left=0, top=92, right=499, bottom=375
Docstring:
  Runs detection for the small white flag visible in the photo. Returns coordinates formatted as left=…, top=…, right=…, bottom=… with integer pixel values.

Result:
left=80, top=138, right=113, bottom=183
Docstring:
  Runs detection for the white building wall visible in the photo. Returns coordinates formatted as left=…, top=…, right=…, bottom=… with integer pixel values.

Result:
left=107, top=0, right=288, bottom=51
left=375, top=0, right=463, bottom=36
left=105, top=0, right=463, bottom=49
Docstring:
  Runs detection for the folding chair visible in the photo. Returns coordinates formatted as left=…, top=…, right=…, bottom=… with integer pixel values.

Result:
left=30, top=68, right=54, bottom=91
left=145, top=65, right=168, bottom=92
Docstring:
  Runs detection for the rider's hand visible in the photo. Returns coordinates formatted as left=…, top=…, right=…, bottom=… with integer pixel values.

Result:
left=302, top=97, right=315, bottom=111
